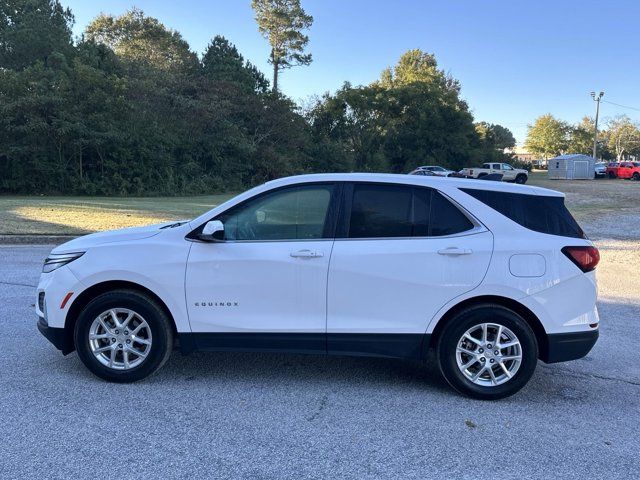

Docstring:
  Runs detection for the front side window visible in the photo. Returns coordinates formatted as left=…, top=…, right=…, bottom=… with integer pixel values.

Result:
left=219, top=184, right=334, bottom=241
left=346, top=184, right=474, bottom=238
left=503, top=164, right=514, bottom=170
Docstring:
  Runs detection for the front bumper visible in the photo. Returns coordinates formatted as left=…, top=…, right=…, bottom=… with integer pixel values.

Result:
left=37, top=316, right=74, bottom=355
left=541, top=329, right=599, bottom=363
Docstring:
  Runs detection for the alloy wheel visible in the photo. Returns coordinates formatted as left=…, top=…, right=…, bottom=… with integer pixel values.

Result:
left=88, top=308, right=152, bottom=370
left=455, top=323, right=522, bottom=386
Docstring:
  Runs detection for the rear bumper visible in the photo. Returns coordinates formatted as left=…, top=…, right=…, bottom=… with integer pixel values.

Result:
left=541, top=329, right=599, bottom=363
left=37, top=317, right=73, bottom=355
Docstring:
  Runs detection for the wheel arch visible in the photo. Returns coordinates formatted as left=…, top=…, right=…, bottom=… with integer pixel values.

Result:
left=425, top=295, right=548, bottom=360
left=63, top=280, right=178, bottom=354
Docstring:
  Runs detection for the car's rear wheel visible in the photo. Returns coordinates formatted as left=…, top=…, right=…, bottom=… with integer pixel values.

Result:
left=436, top=304, right=538, bottom=400
left=515, top=174, right=527, bottom=184
left=609, top=171, right=616, bottom=179
left=74, top=290, right=173, bottom=383
left=633, top=172, right=640, bottom=181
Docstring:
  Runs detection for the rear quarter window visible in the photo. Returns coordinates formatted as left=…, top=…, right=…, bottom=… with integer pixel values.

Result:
left=460, top=188, right=586, bottom=239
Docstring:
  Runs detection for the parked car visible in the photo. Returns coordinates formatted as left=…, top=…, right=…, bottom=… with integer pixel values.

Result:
left=37, top=173, right=599, bottom=399
left=606, top=161, right=640, bottom=180
left=594, top=162, right=607, bottom=179
left=409, top=165, right=455, bottom=176
left=460, top=163, right=528, bottom=184
left=605, top=162, right=620, bottom=178
left=408, top=168, right=437, bottom=176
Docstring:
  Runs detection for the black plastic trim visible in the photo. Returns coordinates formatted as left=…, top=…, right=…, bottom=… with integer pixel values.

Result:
left=37, top=317, right=74, bottom=355
left=328, top=333, right=428, bottom=359
left=179, top=332, right=325, bottom=355
left=178, top=332, right=431, bottom=359
left=541, top=329, right=599, bottom=363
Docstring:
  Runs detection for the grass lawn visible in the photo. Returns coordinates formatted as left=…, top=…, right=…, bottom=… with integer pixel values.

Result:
left=1, top=172, right=638, bottom=235
left=0, top=194, right=235, bottom=235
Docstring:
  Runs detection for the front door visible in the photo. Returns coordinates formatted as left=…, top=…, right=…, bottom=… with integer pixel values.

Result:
left=185, top=183, right=338, bottom=353
left=327, top=183, right=493, bottom=358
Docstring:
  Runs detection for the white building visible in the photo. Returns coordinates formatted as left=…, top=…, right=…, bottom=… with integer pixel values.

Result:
left=547, top=154, right=596, bottom=180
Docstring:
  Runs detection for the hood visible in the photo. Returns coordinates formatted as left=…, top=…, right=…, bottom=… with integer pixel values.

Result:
left=51, top=221, right=186, bottom=253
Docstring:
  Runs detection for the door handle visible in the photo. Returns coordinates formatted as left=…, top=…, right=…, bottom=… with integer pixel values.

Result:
left=437, top=247, right=472, bottom=256
left=290, top=249, right=324, bottom=258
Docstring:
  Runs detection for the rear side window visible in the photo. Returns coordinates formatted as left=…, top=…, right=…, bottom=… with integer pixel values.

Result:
left=431, top=191, right=474, bottom=236
left=461, top=188, right=585, bottom=239
left=348, top=184, right=414, bottom=238
left=346, top=184, right=474, bottom=238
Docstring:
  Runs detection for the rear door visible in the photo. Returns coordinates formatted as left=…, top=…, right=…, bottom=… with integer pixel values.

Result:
left=326, top=183, right=493, bottom=358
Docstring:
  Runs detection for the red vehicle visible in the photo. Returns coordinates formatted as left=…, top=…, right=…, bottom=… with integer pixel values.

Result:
left=606, top=161, right=640, bottom=180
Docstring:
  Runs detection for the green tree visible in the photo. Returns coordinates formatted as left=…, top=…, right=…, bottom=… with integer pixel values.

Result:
left=251, top=0, right=313, bottom=93
left=475, top=122, right=516, bottom=150
left=202, top=35, right=269, bottom=93
left=605, top=115, right=640, bottom=160
left=567, top=117, right=594, bottom=155
left=307, top=49, right=479, bottom=174
left=0, top=0, right=74, bottom=70
left=473, top=122, right=516, bottom=163
left=85, top=8, right=198, bottom=74
left=376, top=49, right=461, bottom=94
left=525, top=114, right=569, bottom=159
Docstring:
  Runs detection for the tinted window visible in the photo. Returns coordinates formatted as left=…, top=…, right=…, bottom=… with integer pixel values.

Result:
left=219, top=184, right=333, bottom=241
left=349, top=184, right=414, bottom=238
left=347, top=184, right=473, bottom=238
left=430, top=191, right=474, bottom=236
left=461, top=188, right=585, bottom=239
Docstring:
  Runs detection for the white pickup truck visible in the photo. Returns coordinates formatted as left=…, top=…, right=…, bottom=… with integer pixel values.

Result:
left=460, top=163, right=528, bottom=184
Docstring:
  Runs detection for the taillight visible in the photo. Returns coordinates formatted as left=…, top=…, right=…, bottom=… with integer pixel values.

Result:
left=562, top=246, right=600, bottom=273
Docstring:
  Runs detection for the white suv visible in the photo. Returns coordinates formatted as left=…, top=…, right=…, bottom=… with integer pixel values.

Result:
left=37, top=173, right=600, bottom=399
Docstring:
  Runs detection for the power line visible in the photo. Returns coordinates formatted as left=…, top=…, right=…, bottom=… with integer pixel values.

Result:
left=602, top=100, right=640, bottom=113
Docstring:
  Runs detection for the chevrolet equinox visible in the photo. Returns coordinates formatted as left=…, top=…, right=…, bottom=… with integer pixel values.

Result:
left=37, top=173, right=600, bottom=399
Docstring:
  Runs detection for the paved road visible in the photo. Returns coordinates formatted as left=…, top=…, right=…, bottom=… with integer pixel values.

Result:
left=1, top=245, right=639, bottom=479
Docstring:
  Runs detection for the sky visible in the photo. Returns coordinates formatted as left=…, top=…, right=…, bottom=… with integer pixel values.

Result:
left=60, top=0, right=640, bottom=145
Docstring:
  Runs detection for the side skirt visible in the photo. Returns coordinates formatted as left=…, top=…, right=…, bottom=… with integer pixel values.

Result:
left=178, top=332, right=431, bottom=360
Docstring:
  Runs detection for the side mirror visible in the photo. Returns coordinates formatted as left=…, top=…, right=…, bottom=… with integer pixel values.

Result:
left=199, top=220, right=225, bottom=242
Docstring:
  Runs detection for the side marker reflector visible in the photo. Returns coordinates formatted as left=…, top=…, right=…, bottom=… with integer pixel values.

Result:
left=60, top=292, right=73, bottom=309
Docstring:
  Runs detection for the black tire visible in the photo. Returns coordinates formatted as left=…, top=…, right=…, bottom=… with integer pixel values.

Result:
left=515, top=174, right=527, bottom=184
left=477, top=172, right=488, bottom=178
left=74, top=290, right=173, bottom=383
left=633, top=172, right=640, bottom=181
left=609, top=171, right=616, bottom=179
left=436, top=304, right=538, bottom=400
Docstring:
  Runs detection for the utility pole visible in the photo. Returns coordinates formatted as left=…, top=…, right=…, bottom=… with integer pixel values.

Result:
left=590, top=91, right=604, bottom=159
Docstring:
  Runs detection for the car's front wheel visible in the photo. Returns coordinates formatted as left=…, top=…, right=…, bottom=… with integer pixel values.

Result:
left=74, top=290, right=173, bottom=382
left=515, top=174, right=527, bottom=184
left=436, top=304, right=538, bottom=400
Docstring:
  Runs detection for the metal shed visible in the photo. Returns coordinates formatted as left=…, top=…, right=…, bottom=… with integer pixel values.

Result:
left=547, top=154, right=596, bottom=180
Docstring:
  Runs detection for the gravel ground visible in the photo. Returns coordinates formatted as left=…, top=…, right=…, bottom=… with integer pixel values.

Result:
left=1, top=239, right=639, bottom=479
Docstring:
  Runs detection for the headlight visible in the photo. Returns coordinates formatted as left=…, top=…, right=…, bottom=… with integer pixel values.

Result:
left=43, top=252, right=85, bottom=273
